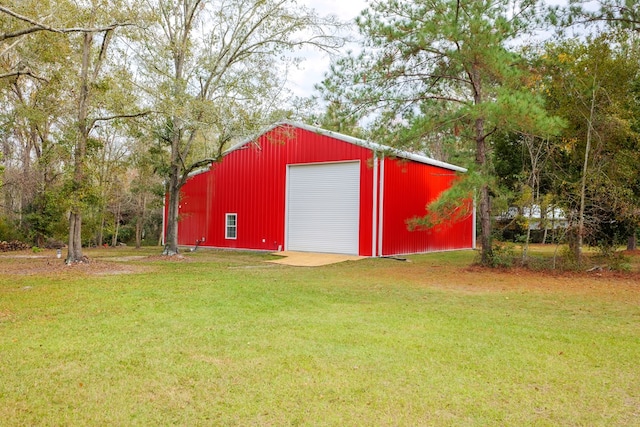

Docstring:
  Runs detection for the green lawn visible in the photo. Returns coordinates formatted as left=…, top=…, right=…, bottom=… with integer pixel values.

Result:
left=1, top=248, right=639, bottom=426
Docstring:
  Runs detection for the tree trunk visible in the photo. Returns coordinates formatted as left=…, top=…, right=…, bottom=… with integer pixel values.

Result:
left=66, top=211, right=84, bottom=263
left=1, top=135, right=12, bottom=218
left=541, top=204, right=549, bottom=245
left=19, top=131, right=32, bottom=228
left=163, top=165, right=181, bottom=255
left=522, top=205, right=532, bottom=265
left=136, top=217, right=143, bottom=249
left=471, top=63, right=493, bottom=266
left=66, top=31, right=93, bottom=264
left=628, top=232, right=637, bottom=251
left=576, top=77, right=598, bottom=264
left=97, top=213, right=105, bottom=247
left=135, top=193, right=147, bottom=249
left=478, top=183, right=493, bottom=264
left=475, top=122, right=493, bottom=265
left=112, top=201, right=120, bottom=246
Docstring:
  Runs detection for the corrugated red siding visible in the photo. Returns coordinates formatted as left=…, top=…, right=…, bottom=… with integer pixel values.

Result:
left=177, top=125, right=376, bottom=255
left=380, top=158, right=474, bottom=256
left=175, top=171, right=212, bottom=246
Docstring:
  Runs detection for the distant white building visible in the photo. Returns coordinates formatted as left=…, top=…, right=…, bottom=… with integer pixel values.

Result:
left=499, top=205, right=568, bottom=230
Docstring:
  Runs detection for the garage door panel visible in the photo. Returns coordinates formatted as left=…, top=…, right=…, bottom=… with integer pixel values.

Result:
left=287, top=162, right=360, bottom=254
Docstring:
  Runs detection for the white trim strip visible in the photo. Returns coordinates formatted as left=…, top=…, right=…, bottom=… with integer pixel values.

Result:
left=378, top=156, right=385, bottom=257
left=161, top=194, right=166, bottom=246
left=473, top=197, right=477, bottom=250
left=284, top=165, right=290, bottom=251
left=372, top=156, right=378, bottom=257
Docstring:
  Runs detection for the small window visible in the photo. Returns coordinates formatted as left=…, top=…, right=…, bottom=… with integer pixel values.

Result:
left=225, top=213, right=237, bottom=239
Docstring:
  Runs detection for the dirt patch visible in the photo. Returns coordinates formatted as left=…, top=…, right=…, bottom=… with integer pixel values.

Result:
left=0, top=250, right=198, bottom=276
left=366, top=259, right=640, bottom=302
left=143, top=254, right=190, bottom=262
left=0, top=254, right=144, bottom=276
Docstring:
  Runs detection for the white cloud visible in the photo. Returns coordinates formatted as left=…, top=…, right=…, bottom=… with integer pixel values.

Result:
left=287, top=0, right=367, bottom=99
left=306, top=0, right=367, bottom=20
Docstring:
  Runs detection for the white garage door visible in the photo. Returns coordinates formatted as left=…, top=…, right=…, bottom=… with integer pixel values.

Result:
left=287, top=162, right=360, bottom=255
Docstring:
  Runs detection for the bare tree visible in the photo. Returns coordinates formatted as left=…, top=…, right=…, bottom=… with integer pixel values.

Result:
left=0, top=4, right=123, bottom=42
left=138, top=0, right=344, bottom=256
left=519, top=133, right=552, bottom=263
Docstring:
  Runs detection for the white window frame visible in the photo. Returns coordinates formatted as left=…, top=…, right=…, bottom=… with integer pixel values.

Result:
left=225, top=213, right=237, bottom=240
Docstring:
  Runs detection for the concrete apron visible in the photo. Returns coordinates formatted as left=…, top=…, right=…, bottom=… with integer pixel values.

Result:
left=267, top=251, right=364, bottom=267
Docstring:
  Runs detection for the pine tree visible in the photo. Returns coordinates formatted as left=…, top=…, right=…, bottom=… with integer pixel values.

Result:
left=320, top=0, right=563, bottom=265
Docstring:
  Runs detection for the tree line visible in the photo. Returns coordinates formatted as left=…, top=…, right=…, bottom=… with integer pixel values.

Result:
left=1, top=0, right=639, bottom=267
left=0, top=0, right=344, bottom=263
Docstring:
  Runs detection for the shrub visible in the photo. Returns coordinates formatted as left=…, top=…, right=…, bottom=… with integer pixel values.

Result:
left=477, top=242, right=515, bottom=268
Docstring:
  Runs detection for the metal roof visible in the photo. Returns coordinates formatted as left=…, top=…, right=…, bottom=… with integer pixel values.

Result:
left=225, top=120, right=468, bottom=173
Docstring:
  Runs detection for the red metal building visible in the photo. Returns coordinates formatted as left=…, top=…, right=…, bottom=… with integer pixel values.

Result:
left=168, top=121, right=475, bottom=256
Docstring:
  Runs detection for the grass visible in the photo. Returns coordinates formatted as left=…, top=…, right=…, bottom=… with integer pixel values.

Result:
left=1, top=247, right=639, bottom=426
